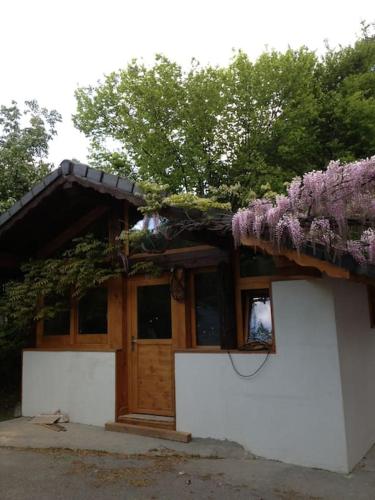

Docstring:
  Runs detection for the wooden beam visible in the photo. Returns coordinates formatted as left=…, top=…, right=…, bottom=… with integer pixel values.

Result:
left=105, top=422, right=191, bottom=442
left=37, top=205, right=110, bottom=258
left=108, top=277, right=124, bottom=349
left=130, top=245, right=229, bottom=270
left=241, top=235, right=350, bottom=280
left=130, top=244, right=217, bottom=259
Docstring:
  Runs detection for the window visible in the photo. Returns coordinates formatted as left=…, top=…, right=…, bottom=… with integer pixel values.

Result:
left=78, top=287, right=108, bottom=334
left=242, top=289, right=274, bottom=348
left=39, top=286, right=110, bottom=346
left=193, top=271, right=221, bottom=347
left=43, top=295, right=70, bottom=336
left=137, top=284, right=172, bottom=339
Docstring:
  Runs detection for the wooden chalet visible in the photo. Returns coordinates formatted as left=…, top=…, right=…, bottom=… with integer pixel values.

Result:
left=1, top=160, right=375, bottom=473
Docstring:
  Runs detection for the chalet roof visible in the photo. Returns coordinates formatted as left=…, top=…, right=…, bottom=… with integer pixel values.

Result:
left=0, top=160, right=144, bottom=236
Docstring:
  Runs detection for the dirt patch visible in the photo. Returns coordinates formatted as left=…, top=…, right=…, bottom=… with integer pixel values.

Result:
left=63, top=452, right=189, bottom=489
left=197, top=472, right=225, bottom=481
left=0, top=445, right=200, bottom=461
left=273, top=488, right=323, bottom=500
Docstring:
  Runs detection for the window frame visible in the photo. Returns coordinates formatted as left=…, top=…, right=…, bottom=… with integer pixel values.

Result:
left=234, top=248, right=277, bottom=353
left=190, top=267, right=221, bottom=350
left=75, top=287, right=109, bottom=344
left=38, top=284, right=110, bottom=347
left=241, top=287, right=275, bottom=351
left=37, top=294, right=74, bottom=347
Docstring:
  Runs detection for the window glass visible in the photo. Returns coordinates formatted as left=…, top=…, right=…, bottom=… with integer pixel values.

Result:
left=78, top=287, right=108, bottom=334
left=240, top=247, right=277, bottom=277
left=44, top=295, right=70, bottom=336
left=137, top=284, right=172, bottom=339
left=194, top=272, right=220, bottom=346
left=243, top=289, right=273, bottom=344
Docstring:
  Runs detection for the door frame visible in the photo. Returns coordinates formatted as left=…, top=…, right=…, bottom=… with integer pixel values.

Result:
left=126, top=274, right=186, bottom=417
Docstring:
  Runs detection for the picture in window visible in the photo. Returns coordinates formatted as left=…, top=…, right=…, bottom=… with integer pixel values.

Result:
left=243, top=289, right=273, bottom=345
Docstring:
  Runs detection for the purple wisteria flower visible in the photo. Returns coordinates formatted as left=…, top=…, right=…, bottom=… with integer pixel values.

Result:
left=232, top=156, right=375, bottom=265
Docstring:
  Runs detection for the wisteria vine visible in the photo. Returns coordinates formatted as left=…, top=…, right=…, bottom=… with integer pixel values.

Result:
left=232, top=157, right=375, bottom=266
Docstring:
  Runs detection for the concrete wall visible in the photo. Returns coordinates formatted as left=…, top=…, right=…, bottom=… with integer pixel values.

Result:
left=22, top=351, right=116, bottom=426
left=332, top=279, right=375, bottom=471
left=175, top=279, right=350, bottom=472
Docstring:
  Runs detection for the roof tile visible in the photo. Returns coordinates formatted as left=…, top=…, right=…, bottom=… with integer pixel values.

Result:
left=31, top=181, right=45, bottom=197
left=60, top=159, right=72, bottom=175
left=0, top=211, right=10, bottom=226
left=86, top=167, right=103, bottom=183
left=117, top=177, right=133, bottom=193
left=73, top=163, right=88, bottom=177
left=102, top=172, right=119, bottom=187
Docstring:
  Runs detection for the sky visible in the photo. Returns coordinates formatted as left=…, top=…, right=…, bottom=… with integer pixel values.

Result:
left=0, top=0, right=374, bottom=167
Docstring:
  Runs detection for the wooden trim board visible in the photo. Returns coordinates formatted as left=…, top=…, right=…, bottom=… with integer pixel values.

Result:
left=105, top=422, right=191, bottom=443
left=118, top=413, right=175, bottom=430
left=241, top=235, right=350, bottom=279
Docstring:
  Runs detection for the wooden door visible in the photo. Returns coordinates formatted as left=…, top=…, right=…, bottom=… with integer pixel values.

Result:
left=127, top=276, right=175, bottom=417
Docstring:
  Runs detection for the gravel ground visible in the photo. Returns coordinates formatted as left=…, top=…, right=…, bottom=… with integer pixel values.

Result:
left=1, top=445, right=375, bottom=500
left=1, top=418, right=375, bottom=499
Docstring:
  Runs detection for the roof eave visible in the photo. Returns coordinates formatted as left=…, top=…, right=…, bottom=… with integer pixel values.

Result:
left=0, top=160, right=145, bottom=236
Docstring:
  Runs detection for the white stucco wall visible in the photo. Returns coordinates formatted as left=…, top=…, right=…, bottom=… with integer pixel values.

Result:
left=175, top=279, right=350, bottom=472
left=22, top=351, right=116, bottom=426
left=332, top=279, right=375, bottom=471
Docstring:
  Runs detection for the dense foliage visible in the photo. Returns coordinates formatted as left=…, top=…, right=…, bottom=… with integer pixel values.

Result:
left=0, top=100, right=61, bottom=212
left=0, top=235, right=122, bottom=351
left=137, top=180, right=231, bottom=216
left=232, top=157, right=375, bottom=266
left=73, top=24, right=375, bottom=208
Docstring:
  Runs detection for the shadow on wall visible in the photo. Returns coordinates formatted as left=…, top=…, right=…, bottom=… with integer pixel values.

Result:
left=0, top=347, right=24, bottom=421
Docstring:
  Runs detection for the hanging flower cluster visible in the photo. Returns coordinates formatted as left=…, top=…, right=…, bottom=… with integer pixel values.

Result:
left=232, top=157, right=375, bottom=265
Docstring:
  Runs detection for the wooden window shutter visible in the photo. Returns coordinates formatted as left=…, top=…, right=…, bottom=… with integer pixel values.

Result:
left=217, top=261, right=237, bottom=350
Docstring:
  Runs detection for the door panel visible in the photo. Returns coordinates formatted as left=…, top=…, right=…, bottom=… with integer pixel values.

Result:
left=136, top=343, right=173, bottom=413
left=127, top=277, right=175, bottom=417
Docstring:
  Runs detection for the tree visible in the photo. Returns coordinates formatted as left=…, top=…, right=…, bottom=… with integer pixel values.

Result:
left=73, top=25, right=375, bottom=208
left=317, top=22, right=375, bottom=165
left=0, top=100, right=61, bottom=213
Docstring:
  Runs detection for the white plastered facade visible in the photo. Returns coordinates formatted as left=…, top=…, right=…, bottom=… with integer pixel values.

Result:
left=22, top=351, right=116, bottom=426
left=175, top=279, right=375, bottom=473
